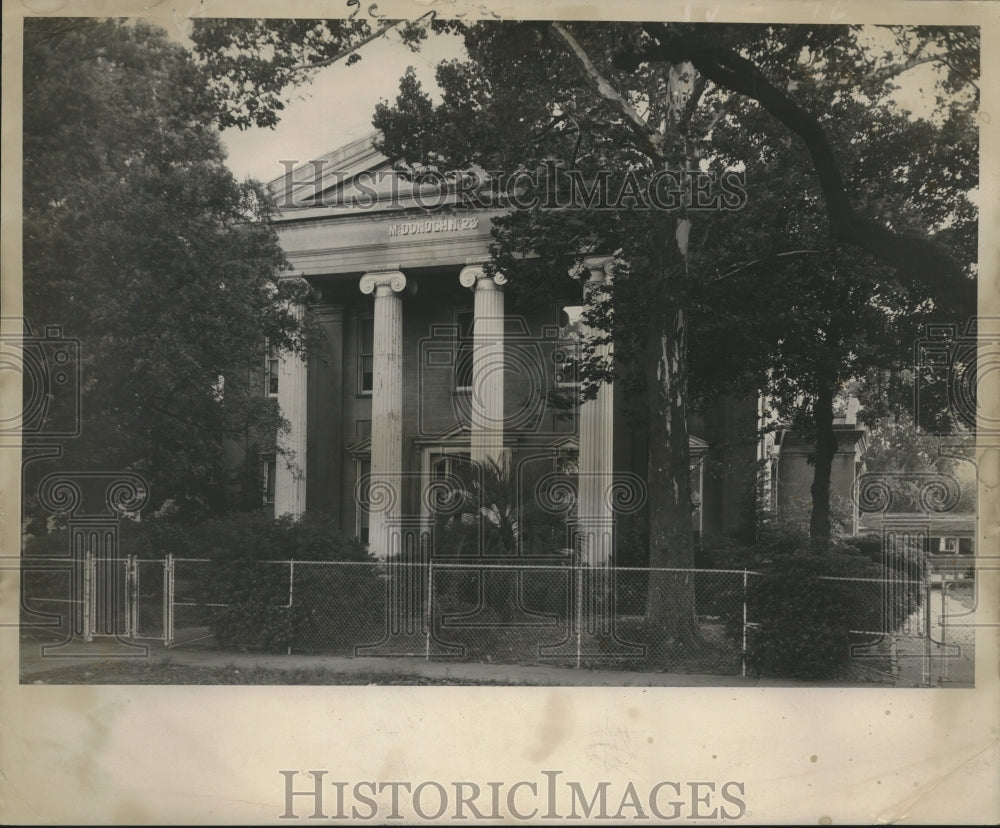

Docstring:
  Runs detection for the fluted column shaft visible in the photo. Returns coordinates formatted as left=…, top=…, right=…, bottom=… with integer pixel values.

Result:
left=575, top=257, right=615, bottom=564
left=275, top=282, right=308, bottom=517
left=460, top=265, right=507, bottom=465
left=360, top=270, right=408, bottom=558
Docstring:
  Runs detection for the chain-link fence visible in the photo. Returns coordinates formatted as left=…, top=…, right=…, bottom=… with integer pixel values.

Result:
left=19, top=553, right=129, bottom=640
left=158, top=557, right=971, bottom=681
left=132, top=557, right=167, bottom=640
left=20, top=554, right=87, bottom=639
left=19, top=553, right=975, bottom=683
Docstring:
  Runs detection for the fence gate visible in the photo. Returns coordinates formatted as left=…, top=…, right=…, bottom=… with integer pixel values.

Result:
left=89, top=554, right=129, bottom=637
left=127, top=556, right=169, bottom=642
left=862, top=528, right=974, bottom=687
left=64, top=554, right=170, bottom=643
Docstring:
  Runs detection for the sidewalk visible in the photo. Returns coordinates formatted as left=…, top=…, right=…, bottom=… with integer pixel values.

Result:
left=18, top=636, right=875, bottom=687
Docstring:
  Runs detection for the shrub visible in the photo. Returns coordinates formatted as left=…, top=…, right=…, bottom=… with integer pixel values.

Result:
left=195, top=514, right=375, bottom=653
left=741, top=554, right=857, bottom=680
left=206, top=560, right=311, bottom=652
left=704, top=521, right=928, bottom=681
left=23, top=512, right=382, bottom=652
left=122, top=512, right=377, bottom=653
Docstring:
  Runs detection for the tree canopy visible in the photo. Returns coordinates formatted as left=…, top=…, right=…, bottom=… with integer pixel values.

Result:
left=185, top=18, right=978, bottom=634
left=23, top=18, right=311, bottom=521
left=192, top=18, right=976, bottom=307
left=365, top=20, right=977, bottom=543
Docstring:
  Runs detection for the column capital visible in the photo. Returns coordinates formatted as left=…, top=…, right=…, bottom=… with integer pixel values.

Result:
left=459, top=264, right=507, bottom=290
left=277, top=271, right=312, bottom=303
left=360, top=269, right=407, bottom=297
left=570, top=256, right=616, bottom=286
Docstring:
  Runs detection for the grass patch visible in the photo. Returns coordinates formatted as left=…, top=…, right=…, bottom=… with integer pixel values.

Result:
left=23, top=659, right=518, bottom=685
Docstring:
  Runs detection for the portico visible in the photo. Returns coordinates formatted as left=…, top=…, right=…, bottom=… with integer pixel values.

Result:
left=265, top=133, right=766, bottom=561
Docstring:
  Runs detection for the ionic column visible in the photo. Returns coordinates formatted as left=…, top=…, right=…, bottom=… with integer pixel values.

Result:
left=574, top=257, right=615, bottom=564
left=275, top=277, right=309, bottom=517
left=459, top=264, right=507, bottom=465
left=359, top=269, right=408, bottom=558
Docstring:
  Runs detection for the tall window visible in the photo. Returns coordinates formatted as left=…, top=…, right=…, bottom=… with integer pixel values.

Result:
left=769, top=458, right=780, bottom=513
left=433, top=452, right=471, bottom=486
left=359, top=315, right=374, bottom=394
left=356, top=457, right=371, bottom=543
left=266, top=353, right=279, bottom=397
left=262, top=457, right=276, bottom=510
left=555, top=451, right=579, bottom=476
left=691, top=459, right=704, bottom=537
left=428, top=452, right=471, bottom=535
left=455, top=309, right=475, bottom=391
left=555, top=305, right=583, bottom=388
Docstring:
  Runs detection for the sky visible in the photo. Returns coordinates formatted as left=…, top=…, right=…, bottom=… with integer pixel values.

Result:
left=218, top=28, right=464, bottom=184
left=196, top=23, right=964, bottom=192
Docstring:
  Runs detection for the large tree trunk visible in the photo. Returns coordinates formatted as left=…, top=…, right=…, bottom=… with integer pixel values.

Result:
left=809, top=386, right=838, bottom=541
left=642, top=283, right=700, bottom=646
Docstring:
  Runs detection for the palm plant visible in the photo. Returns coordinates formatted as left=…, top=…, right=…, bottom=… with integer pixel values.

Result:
left=433, top=455, right=571, bottom=624
left=435, top=455, right=570, bottom=557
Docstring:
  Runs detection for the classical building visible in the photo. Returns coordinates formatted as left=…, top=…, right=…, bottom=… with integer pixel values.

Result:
left=261, top=134, right=864, bottom=558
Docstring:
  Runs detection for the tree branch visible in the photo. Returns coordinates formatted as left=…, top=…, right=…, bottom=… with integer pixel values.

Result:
left=632, top=23, right=973, bottom=312
left=549, top=22, right=667, bottom=163
left=816, top=51, right=977, bottom=93
left=869, top=53, right=938, bottom=85
left=715, top=249, right=825, bottom=281
left=679, top=72, right=708, bottom=133
left=288, top=12, right=435, bottom=73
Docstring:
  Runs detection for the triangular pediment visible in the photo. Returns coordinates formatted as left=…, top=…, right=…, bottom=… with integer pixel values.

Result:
left=268, top=132, right=387, bottom=209
left=268, top=131, right=472, bottom=217
left=412, top=423, right=471, bottom=447
left=346, top=435, right=371, bottom=457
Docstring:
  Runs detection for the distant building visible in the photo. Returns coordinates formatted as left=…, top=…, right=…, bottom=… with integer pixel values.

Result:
left=765, top=397, right=869, bottom=532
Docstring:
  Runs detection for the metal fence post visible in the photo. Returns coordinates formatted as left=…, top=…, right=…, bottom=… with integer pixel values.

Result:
left=741, top=569, right=748, bottom=678
left=287, top=560, right=295, bottom=656
left=161, top=557, right=169, bottom=645
left=126, top=554, right=137, bottom=639
left=83, top=545, right=94, bottom=642
left=884, top=559, right=891, bottom=642
left=575, top=563, right=583, bottom=670
left=941, top=575, right=949, bottom=684
left=923, top=577, right=932, bottom=686
left=165, top=553, right=175, bottom=648
left=425, top=558, right=433, bottom=662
